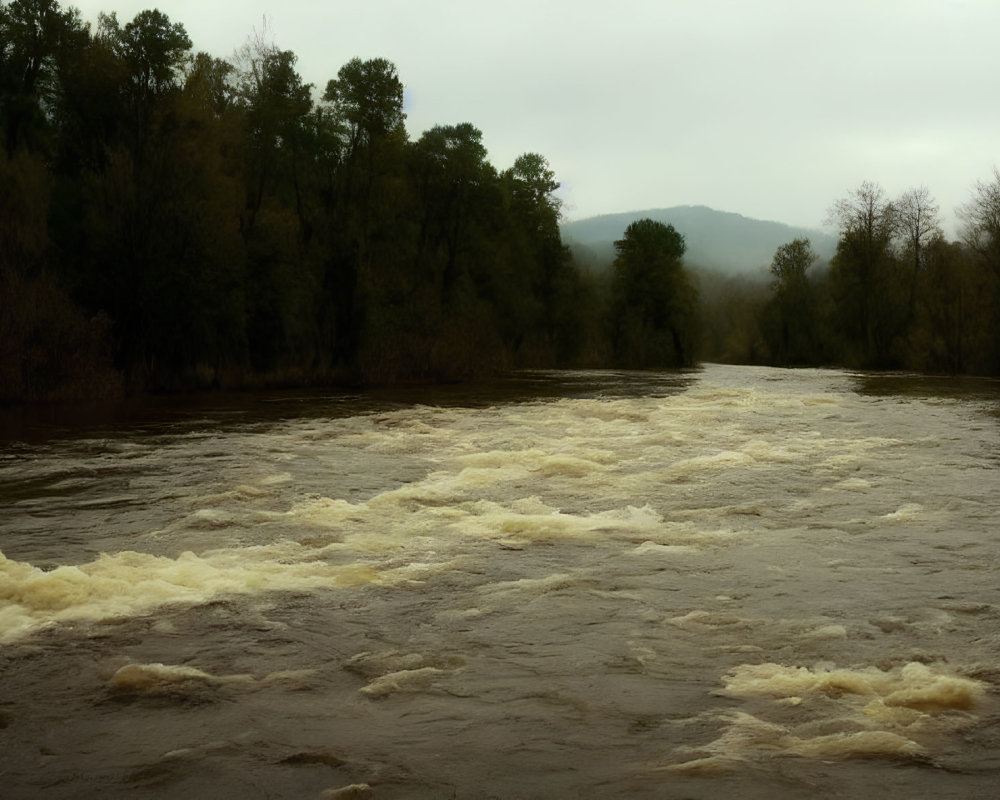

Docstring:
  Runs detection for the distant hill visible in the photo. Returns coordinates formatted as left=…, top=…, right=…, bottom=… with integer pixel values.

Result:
left=561, top=205, right=837, bottom=275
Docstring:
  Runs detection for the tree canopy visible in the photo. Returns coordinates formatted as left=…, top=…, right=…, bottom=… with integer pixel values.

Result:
left=609, top=219, right=698, bottom=368
left=3, top=0, right=998, bottom=405
left=0, top=2, right=620, bottom=400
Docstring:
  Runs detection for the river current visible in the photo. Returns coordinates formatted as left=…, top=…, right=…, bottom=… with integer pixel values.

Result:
left=1, top=364, right=998, bottom=799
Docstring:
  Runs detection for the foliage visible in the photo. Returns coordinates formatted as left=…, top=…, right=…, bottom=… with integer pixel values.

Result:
left=0, top=147, right=121, bottom=401
left=696, top=176, right=998, bottom=376
left=0, top=2, right=628, bottom=401
left=761, top=238, right=819, bottom=365
left=98, top=9, right=190, bottom=100
left=609, top=218, right=698, bottom=367
left=696, top=270, right=770, bottom=365
left=3, top=0, right=998, bottom=404
left=0, top=0, right=88, bottom=153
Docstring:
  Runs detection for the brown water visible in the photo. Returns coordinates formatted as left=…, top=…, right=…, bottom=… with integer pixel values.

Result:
left=1, top=364, right=999, bottom=799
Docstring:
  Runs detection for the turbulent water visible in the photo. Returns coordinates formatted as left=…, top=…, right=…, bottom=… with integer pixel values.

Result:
left=1, top=364, right=999, bottom=799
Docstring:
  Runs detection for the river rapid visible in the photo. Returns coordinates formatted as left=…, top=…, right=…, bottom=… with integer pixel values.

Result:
left=1, top=364, right=998, bottom=799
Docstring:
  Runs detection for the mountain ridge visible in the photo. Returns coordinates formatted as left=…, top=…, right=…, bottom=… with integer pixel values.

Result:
left=561, top=205, right=838, bottom=275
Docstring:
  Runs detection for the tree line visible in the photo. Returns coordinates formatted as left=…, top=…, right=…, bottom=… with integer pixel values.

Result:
left=2, top=2, right=696, bottom=403
left=3, top=2, right=998, bottom=405
left=700, top=177, right=1000, bottom=375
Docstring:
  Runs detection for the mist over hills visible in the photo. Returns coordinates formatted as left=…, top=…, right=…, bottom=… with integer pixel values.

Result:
left=561, top=205, right=837, bottom=275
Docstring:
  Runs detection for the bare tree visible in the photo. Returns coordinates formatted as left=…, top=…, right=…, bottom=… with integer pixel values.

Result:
left=958, top=166, right=1000, bottom=271
left=957, top=167, right=1000, bottom=370
left=825, top=181, right=901, bottom=365
left=896, top=186, right=941, bottom=324
left=826, top=180, right=898, bottom=252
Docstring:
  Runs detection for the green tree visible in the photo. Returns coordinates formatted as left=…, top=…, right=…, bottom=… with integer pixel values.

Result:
left=227, top=33, right=333, bottom=375
left=507, top=152, right=560, bottom=222
left=96, top=9, right=191, bottom=157
left=323, top=56, right=406, bottom=228
left=100, top=9, right=190, bottom=100
left=321, top=57, right=409, bottom=377
left=497, top=152, right=573, bottom=363
left=0, top=0, right=88, bottom=152
left=609, top=218, right=698, bottom=367
left=50, top=19, right=126, bottom=173
left=235, top=40, right=313, bottom=227
left=55, top=11, right=256, bottom=388
left=412, top=123, right=490, bottom=295
left=185, top=51, right=236, bottom=118
left=325, top=56, right=405, bottom=153
left=770, top=238, right=816, bottom=287
left=762, top=238, right=819, bottom=364
left=697, top=271, right=771, bottom=364
left=0, top=146, right=121, bottom=401
left=341, top=121, right=502, bottom=379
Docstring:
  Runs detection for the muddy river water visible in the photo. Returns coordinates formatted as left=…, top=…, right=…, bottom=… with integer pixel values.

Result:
left=1, top=364, right=999, bottom=798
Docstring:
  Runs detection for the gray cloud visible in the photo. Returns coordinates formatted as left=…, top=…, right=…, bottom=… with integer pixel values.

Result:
left=72, top=0, right=1000, bottom=234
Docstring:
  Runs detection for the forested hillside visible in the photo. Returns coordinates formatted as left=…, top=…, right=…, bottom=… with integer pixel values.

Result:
left=562, top=206, right=837, bottom=274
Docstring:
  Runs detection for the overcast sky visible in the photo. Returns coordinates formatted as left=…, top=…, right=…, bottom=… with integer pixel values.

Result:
left=71, top=0, right=1000, bottom=235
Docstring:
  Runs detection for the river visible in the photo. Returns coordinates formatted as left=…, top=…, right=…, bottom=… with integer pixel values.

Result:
left=1, top=364, right=998, bottom=799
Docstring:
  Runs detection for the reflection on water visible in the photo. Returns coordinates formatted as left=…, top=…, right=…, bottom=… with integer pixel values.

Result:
left=0, top=369, right=698, bottom=445
left=1, top=364, right=998, bottom=799
left=852, top=370, right=1000, bottom=404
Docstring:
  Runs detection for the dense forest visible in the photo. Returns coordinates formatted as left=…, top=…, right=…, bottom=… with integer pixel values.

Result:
left=0, top=1, right=620, bottom=402
left=700, top=179, right=1000, bottom=374
left=2, top=2, right=999, bottom=405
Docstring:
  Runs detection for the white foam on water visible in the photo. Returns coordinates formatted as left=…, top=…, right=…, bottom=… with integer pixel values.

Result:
left=659, top=450, right=757, bottom=480
left=483, top=571, right=590, bottom=598
left=259, top=472, right=294, bottom=486
left=802, top=624, right=848, bottom=640
left=345, top=649, right=464, bottom=698
left=109, top=662, right=319, bottom=695
left=665, top=610, right=763, bottom=632
left=661, top=711, right=794, bottom=774
left=0, top=546, right=381, bottom=643
left=287, top=497, right=370, bottom=527
left=786, top=729, right=924, bottom=757
left=0, top=525, right=460, bottom=642
left=663, top=709, right=927, bottom=774
left=5, top=365, right=999, bottom=794
left=629, top=541, right=700, bottom=556
left=468, top=503, right=655, bottom=543
left=882, top=503, right=924, bottom=521
left=721, top=661, right=985, bottom=711
left=112, top=662, right=254, bottom=690
left=358, top=667, right=448, bottom=698
left=456, top=448, right=615, bottom=476
left=662, top=660, right=988, bottom=771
